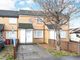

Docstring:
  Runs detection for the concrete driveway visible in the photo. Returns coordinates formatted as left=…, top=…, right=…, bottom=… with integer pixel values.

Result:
left=16, top=44, right=80, bottom=60
left=16, top=44, right=54, bottom=60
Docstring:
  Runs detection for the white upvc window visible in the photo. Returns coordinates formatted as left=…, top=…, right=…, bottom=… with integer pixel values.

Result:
left=36, top=17, right=43, bottom=23
left=34, top=30, right=43, bottom=38
left=60, top=30, right=67, bottom=38
left=9, top=18, right=17, bottom=24
left=6, top=31, right=17, bottom=39
left=50, top=30, right=56, bottom=40
left=26, top=18, right=32, bottom=23
left=0, top=17, right=4, bottom=20
left=28, top=19, right=32, bottom=23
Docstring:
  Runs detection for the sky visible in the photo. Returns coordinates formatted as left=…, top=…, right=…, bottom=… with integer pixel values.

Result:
left=0, top=0, right=80, bottom=29
left=0, top=0, right=40, bottom=10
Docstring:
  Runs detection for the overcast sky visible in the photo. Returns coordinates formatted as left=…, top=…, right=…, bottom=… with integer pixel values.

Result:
left=0, top=0, right=80, bottom=28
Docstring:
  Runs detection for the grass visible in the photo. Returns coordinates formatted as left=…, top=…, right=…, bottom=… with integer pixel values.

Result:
left=0, top=45, right=14, bottom=60
left=6, top=55, right=14, bottom=60
left=46, top=48, right=79, bottom=57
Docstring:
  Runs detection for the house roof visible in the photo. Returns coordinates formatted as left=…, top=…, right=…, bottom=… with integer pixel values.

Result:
left=0, top=10, right=18, bottom=17
left=0, top=24, right=4, bottom=31
left=19, top=10, right=45, bottom=16
left=0, top=10, right=45, bottom=17
left=70, top=28, right=80, bottom=33
left=19, top=23, right=33, bottom=29
left=73, top=30, right=80, bottom=33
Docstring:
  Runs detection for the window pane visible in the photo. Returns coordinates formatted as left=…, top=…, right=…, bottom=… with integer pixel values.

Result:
left=34, top=30, right=43, bottom=38
left=28, top=19, right=32, bottom=23
left=50, top=30, right=56, bottom=40
left=6, top=31, right=17, bottom=39
left=37, top=17, right=43, bottom=23
left=9, top=18, right=17, bottom=24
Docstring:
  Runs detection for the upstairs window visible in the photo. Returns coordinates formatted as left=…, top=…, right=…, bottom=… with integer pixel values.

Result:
left=28, top=19, right=32, bottom=23
left=50, top=30, right=56, bottom=40
left=0, top=17, right=4, bottom=20
left=60, top=30, right=67, bottom=38
left=36, top=17, right=43, bottom=23
left=9, top=18, right=17, bottom=24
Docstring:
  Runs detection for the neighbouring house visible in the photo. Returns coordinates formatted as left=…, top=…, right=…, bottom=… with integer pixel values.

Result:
left=70, top=28, right=80, bottom=42
left=0, top=10, right=69, bottom=45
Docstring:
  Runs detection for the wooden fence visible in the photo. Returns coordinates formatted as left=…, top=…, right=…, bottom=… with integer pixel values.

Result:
left=49, top=39, right=80, bottom=53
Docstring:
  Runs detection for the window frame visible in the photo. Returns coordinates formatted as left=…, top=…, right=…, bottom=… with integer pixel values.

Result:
left=9, top=18, right=17, bottom=24
left=6, top=31, right=17, bottom=39
left=49, top=30, right=56, bottom=40
left=36, top=17, right=43, bottom=23
left=34, top=30, right=43, bottom=38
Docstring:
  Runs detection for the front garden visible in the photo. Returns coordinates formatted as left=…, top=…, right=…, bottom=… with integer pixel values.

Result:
left=0, top=45, right=14, bottom=60
left=46, top=48, right=79, bottom=57
left=38, top=44, right=80, bottom=57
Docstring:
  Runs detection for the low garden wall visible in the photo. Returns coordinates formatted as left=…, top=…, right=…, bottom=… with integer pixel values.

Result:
left=48, top=39, right=80, bottom=53
left=34, top=38, right=44, bottom=43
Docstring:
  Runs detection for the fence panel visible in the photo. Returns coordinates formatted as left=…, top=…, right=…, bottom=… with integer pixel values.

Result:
left=48, top=39, right=80, bottom=53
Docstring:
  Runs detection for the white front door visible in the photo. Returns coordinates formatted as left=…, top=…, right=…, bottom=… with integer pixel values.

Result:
left=20, top=29, right=26, bottom=43
left=20, top=29, right=33, bottom=44
left=26, top=29, right=33, bottom=43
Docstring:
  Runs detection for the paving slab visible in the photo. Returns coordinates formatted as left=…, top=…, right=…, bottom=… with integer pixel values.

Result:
left=16, top=44, right=80, bottom=60
left=16, top=45, right=54, bottom=60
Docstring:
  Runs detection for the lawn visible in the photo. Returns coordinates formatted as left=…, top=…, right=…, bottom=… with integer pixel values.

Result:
left=0, top=45, right=14, bottom=60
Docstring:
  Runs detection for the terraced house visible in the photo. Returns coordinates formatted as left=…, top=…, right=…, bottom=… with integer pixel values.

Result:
left=0, top=10, right=69, bottom=45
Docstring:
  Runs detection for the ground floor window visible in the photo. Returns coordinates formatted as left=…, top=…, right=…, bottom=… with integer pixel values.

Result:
left=6, top=31, right=17, bottom=39
left=34, top=30, right=43, bottom=38
left=49, top=30, right=56, bottom=40
left=49, top=30, right=67, bottom=40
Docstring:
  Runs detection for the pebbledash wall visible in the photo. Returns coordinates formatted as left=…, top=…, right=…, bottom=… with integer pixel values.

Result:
left=0, top=10, right=69, bottom=44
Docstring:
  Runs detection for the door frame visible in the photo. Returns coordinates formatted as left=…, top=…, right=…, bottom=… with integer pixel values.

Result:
left=25, top=29, right=33, bottom=43
left=19, top=29, right=33, bottom=44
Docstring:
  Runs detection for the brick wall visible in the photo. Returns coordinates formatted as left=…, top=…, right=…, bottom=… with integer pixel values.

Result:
left=33, top=38, right=44, bottom=43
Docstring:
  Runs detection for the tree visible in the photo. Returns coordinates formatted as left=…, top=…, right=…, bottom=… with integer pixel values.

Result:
left=34, top=0, right=80, bottom=50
